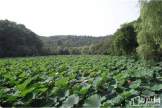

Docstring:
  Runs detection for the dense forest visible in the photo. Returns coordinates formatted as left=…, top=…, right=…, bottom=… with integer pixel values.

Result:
left=40, top=35, right=112, bottom=55
left=0, top=20, right=112, bottom=56
left=0, top=0, right=162, bottom=61
left=0, top=20, right=43, bottom=57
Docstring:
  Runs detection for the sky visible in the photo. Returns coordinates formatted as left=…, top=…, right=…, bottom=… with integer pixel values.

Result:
left=0, top=0, right=140, bottom=37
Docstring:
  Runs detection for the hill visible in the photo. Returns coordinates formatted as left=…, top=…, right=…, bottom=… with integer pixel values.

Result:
left=39, top=35, right=112, bottom=55
left=39, top=35, right=107, bottom=47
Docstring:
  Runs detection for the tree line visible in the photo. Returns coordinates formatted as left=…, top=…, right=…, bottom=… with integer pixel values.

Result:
left=0, top=20, right=112, bottom=57
left=40, top=35, right=112, bottom=55
left=111, top=0, right=162, bottom=61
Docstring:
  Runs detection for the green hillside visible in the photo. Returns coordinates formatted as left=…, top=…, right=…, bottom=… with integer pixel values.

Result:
left=39, top=35, right=107, bottom=47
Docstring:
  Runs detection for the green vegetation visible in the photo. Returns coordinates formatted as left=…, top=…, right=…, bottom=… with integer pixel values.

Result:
left=40, top=35, right=106, bottom=48
left=111, top=0, right=162, bottom=61
left=0, top=20, right=43, bottom=57
left=0, top=56, right=162, bottom=107
left=111, top=22, right=138, bottom=55
left=137, top=0, right=162, bottom=60
left=40, top=35, right=112, bottom=55
left=0, top=19, right=112, bottom=56
left=0, top=0, right=162, bottom=61
left=1, top=0, right=162, bottom=107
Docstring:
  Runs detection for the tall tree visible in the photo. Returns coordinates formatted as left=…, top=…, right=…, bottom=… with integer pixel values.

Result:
left=137, top=0, right=162, bottom=60
left=111, top=22, right=138, bottom=55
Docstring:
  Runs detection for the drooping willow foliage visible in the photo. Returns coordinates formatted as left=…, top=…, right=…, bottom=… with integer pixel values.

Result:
left=137, top=0, right=162, bottom=60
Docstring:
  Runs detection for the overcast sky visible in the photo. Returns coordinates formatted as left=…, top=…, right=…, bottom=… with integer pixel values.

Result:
left=0, top=0, right=140, bottom=36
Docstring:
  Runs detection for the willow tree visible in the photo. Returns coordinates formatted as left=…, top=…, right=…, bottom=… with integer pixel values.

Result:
left=137, top=0, right=162, bottom=60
